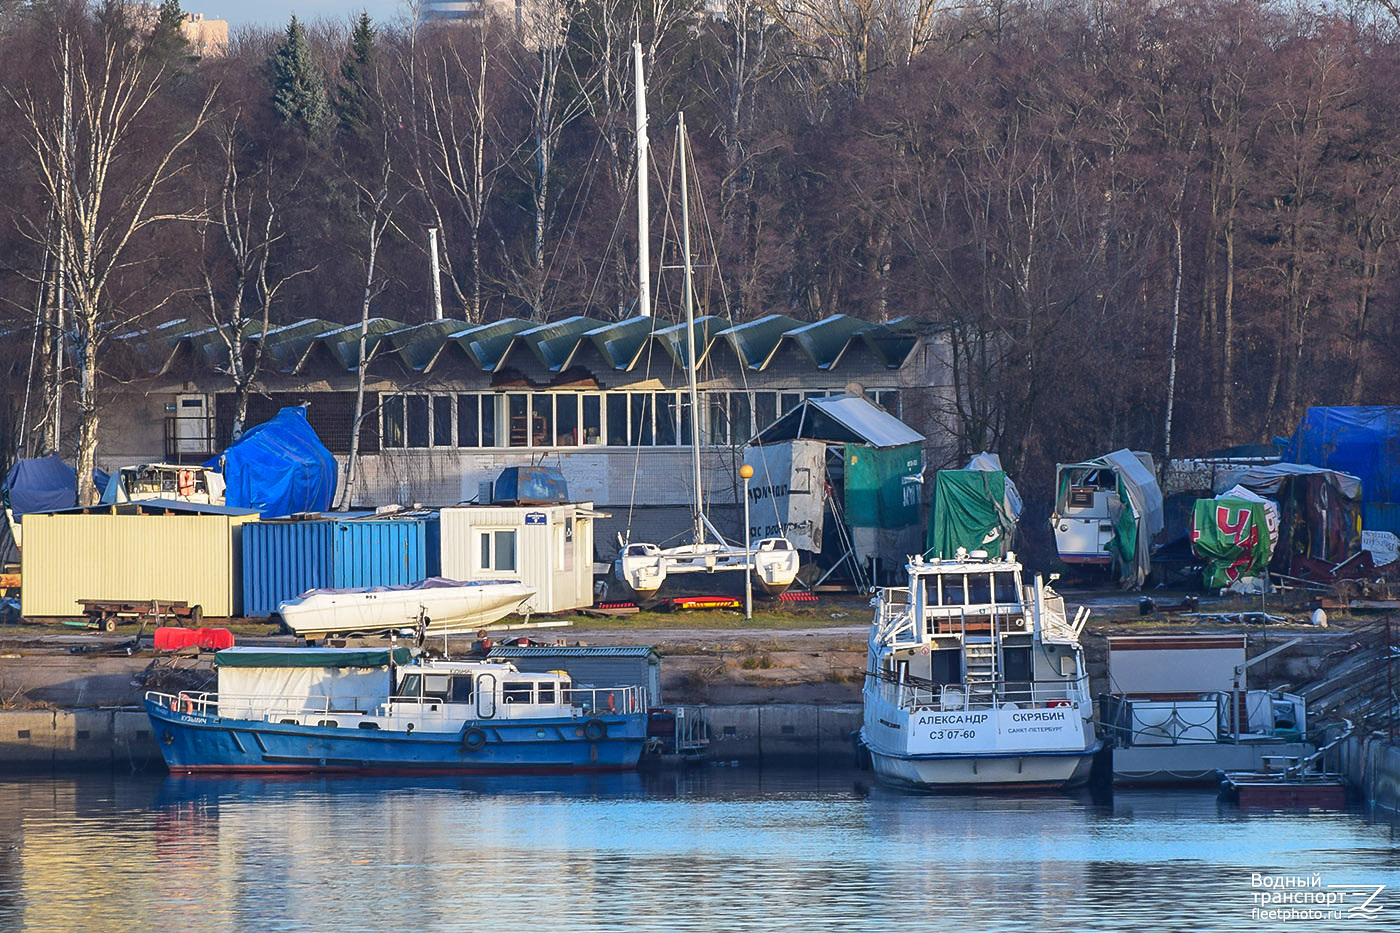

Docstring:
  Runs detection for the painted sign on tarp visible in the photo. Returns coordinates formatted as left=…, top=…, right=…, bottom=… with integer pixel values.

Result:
left=743, top=440, right=826, bottom=551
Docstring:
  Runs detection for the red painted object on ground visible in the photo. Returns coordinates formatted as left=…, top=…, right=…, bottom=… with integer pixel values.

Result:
left=154, top=627, right=235, bottom=652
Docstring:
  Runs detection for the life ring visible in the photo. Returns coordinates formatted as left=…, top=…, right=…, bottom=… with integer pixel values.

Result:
left=462, top=727, right=487, bottom=751
left=182, top=696, right=195, bottom=714
left=177, top=469, right=196, bottom=498
left=583, top=718, right=607, bottom=742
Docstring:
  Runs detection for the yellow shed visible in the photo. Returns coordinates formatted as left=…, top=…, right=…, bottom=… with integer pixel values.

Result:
left=20, top=502, right=260, bottom=619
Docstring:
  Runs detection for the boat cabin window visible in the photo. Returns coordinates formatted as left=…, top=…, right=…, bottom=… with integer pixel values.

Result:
left=503, top=681, right=533, bottom=704
left=397, top=674, right=421, bottom=699
left=967, top=574, right=992, bottom=605
left=451, top=676, right=474, bottom=703
left=423, top=673, right=451, bottom=701
left=932, top=575, right=965, bottom=606
left=993, top=572, right=1019, bottom=604
left=538, top=682, right=556, bottom=704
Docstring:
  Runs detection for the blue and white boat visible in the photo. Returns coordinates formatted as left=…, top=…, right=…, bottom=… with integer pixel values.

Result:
left=145, top=647, right=648, bottom=774
left=860, top=551, right=1100, bottom=790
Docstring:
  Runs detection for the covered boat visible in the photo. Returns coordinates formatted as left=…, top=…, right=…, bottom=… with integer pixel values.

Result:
left=1051, top=449, right=1163, bottom=587
left=145, top=646, right=648, bottom=773
left=276, top=577, right=535, bottom=640
left=860, top=550, right=1099, bottom=790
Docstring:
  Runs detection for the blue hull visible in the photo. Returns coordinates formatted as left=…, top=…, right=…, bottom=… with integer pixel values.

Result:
left=145, top=699, right=647, bottom=775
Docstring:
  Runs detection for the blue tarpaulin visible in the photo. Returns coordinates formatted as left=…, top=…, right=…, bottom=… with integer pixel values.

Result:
left=205, top=407, right=338, bottom=517
left=1284, top=407, right=1400, bottom=535
left=3, top=456, right=78, bottom=518
left=493, top=466, right=568, bottom=504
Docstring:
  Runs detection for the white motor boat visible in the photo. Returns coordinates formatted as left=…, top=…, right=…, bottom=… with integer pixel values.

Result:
left=277, top=577, right=535, bottom=640
left=860, top=549, right=1100, bottom=790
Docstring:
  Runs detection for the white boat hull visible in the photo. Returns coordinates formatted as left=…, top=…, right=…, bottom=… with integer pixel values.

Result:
left=278, top=580, right=535, bottom=639
left=615, top=538, right=799, bottom=601
left=867, top=744, right=1098, bottom=790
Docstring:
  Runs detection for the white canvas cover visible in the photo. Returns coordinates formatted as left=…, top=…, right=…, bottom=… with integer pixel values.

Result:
left=743, top=440, right=827, bottom=551
left=217, top=666, right=391, bottom=720
left=1101, top=449, right=1164, bottom=586
left=965, top=451, right=1024, bottom=521
left=1235, top=462, right=1363, bottom=499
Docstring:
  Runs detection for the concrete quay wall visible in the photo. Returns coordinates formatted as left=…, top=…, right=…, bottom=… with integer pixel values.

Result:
left=0, top=704, right=862, bottom=773
left=1344, top=734, right=1400, bottom=813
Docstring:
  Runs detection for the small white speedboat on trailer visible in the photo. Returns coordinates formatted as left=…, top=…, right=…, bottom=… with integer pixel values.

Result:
left=860, top=550, right=1099, bottom=790
left=277, top=577, right=535, bottom=640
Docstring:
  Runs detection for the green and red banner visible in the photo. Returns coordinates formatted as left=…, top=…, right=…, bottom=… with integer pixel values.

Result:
left=1190, top=497, right=1272, bottom=589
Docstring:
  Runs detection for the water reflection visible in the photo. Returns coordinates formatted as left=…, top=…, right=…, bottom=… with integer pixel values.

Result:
left=0, top=770, right=1396, bottom=932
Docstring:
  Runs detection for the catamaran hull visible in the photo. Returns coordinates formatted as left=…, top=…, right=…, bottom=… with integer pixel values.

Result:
left=145, top=699, right=646, bottom=774
left=867, top=744, right=1100, bottom=791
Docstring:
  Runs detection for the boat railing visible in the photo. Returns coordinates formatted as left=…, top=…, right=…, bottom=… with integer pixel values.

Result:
left=147, top=690, right=383, bottom=720
left=875, top=673, right=1092, bottom=713
left=148, top=685, right=650, bottom=720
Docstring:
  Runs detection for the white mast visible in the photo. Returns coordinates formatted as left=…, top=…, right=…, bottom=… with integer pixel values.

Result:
left=428, top=227, right=444, bottom=320
left=633, top=40, right=651, bottom=319
left=678, top=112, right=704, bottom=545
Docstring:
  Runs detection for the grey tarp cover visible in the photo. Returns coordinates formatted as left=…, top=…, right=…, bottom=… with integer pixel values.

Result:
left=751, top=393, right=924, bottom=448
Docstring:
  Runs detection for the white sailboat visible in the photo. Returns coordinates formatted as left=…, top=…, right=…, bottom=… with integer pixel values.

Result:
left=613, top=48, right=799, bottom=604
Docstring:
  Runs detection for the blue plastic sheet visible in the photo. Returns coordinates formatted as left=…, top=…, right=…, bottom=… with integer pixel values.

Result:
left=493, top=466, right=568, bottom=504
left=1285, top=407, right=1400, bottom=534
left=2, top=456, right=78, bottom=518
left=206, top=407, right=338, bottom=517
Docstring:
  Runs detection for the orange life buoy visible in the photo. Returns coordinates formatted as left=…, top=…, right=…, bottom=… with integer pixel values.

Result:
left=182, top=696, right=195, bottom=714
left=177, top=470, right=196, bottom=498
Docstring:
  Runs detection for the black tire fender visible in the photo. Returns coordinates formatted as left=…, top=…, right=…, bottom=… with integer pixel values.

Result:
left=462, top=727, right=487, bottom=751
left=584, top=718, right=607, bottom=742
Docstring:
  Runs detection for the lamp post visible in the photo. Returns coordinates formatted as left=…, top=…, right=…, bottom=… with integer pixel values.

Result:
left=739, top=463, right=754, bottom=620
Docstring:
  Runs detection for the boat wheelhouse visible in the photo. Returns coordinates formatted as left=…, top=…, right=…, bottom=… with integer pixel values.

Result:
left=146, top=647, right=648, bottom=774
left=860, top=551, right=1099, bottom=790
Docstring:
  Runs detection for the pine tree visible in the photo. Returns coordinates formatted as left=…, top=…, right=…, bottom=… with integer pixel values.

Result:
left=268, top=16, right=329, bottom=135
left=335, top=12, right=377, bottom=144
left=149, top=0, right=189, bottom=59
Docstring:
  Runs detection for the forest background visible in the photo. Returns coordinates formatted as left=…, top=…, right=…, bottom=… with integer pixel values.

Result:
left=1, top=0, right=1397, bottom=507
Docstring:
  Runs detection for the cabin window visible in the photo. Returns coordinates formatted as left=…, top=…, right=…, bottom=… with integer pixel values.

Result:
left=556, top=395, right=579, bottom=446
left=655, top=393, right=679, bottom=445
left=941, top=575, right=966, bottom=606
left=968, top=574, right=992, bottom=605
left=993, top=572, right=1019, bottom=604
left=503, top=682, right=533, bottom=704
left=432, top=396, right=454, bottom=446
left=458, top=394, right=480, bottom=447
left=754, top=391, right=777, bottom=432
left=507, top=393, right=529, bottom=447
left=606, top=393, right=629, bottom=445
left=451, top=676, right=473, bottom=703
left=479, top=530, right=518, bottom=572
left=396, top=674, right=421, bottom=699
left=582, top=394, right=602, bottom=444
left=423, top=673, right=450, bottom=700
left=406, top=395, right=430, bottom=448
left=538, top=683, right=556, bottom=703
left=532, top=394, right=554, bottom=446
left=382, top=395, right=406, bottom=448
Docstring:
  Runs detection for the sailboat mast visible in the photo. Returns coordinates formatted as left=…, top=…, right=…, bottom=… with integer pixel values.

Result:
left=634, top=41, right=650, bottom=319
left=678, top=112, right=704, bottom=545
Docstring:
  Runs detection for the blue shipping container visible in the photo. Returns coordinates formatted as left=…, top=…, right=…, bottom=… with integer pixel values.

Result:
left=242, top=519, right=428, bottom=617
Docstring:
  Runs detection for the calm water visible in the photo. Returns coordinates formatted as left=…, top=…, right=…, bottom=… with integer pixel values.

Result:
left=0, top=768, right=1396, bottom=932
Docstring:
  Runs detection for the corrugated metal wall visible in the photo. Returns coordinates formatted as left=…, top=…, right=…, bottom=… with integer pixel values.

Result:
left=21, top=513, right=257, bottom=618
left=241, top=520, right=427, bottom=617
left=440, top=505, right=595, bottom=613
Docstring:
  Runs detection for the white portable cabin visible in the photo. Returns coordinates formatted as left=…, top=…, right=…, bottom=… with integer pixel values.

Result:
left=439, top=502, right=603, bottom=614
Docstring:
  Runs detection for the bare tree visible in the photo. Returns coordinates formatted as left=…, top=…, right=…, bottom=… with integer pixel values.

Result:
left=197, top=114, right=314, bottom=443
left=11, top=13, right=215, bottom=503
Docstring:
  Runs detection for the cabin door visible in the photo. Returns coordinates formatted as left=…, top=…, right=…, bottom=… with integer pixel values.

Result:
left=175, top=394, right=210, bottom=457
left=475, top=673, right=497, bottom=719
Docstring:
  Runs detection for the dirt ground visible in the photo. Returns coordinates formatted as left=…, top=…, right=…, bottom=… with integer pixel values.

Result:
left=0, top=585, right=1370, bottom=709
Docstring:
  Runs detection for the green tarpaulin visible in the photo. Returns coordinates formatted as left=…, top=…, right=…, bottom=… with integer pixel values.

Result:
left=926, top=470, right=1015, bottom=558
left=1191, top=498, right=1273, bottom=589
left=215, top=647, right=411, bottom=668
left=844, top=442, right=923, bottom=528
